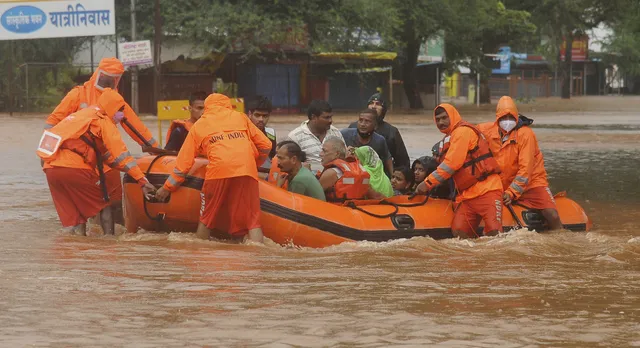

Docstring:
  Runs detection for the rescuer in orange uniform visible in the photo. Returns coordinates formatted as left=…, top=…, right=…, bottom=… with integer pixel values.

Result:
left=415, top=104, right=504, bottom=238
left=37, top=89, right=156, bottom=236
left=44, top=57, right=158, bottom=225
left=154, top=94, right=273, bottom=243
left=478, top=96, right=563, bottom=230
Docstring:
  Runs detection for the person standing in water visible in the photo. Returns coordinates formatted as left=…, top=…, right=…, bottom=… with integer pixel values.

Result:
left=155, top=94, right=272, bottom=243
left=478, top=96, right=563, bottom=230
left=415, top=104, right=503, bottom=238
left=37, top=89, right=156, bottom=236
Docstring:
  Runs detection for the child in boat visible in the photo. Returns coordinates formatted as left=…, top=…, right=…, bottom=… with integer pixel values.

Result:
left=391, top=167, right=415, bottom=196
left=411, top=156, right=454, bottom=199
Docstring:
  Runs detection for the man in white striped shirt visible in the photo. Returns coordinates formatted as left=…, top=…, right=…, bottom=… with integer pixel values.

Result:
left=287, top=100, right=345, bottom=173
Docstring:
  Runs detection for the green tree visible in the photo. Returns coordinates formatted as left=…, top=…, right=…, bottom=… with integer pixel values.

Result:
left=505, top=0, right=618, bottom=99
left=0, top=38, right=88, bottom=112
left=445, top=0, right=535, bottom=104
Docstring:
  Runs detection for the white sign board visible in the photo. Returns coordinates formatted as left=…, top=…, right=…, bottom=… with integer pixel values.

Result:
left=0, top=0, right=115, bottom=41
left=118, top=40, right=153, bottom=67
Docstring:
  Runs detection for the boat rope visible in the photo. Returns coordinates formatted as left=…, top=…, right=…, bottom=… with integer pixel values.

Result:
left=344, top=194, right=430, bottom=219
left=346, top=200, right=399, bottom=219
left=142, top=154, right=172, bottom=223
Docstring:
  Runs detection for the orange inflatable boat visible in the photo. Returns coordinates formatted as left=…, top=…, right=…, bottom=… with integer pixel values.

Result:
left=123, top=155, right=592, bottom=248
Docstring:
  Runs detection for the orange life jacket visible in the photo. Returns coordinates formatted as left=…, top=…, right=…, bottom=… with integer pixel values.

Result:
left=434, top=121, right=501, bottom=191
left=165, top=119, right=193, bottom=146
left=37, top=110, right=101, bottom=165
left=322, top=158, right=371, bottom=202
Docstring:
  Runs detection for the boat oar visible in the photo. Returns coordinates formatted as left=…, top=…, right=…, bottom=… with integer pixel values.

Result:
left=506, top=203, right=525, bottom=230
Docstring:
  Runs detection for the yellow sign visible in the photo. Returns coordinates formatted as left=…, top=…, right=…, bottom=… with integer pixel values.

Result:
left=229, top=98, right=245, bottom=114
left=157, top=100, right=190, bottom=121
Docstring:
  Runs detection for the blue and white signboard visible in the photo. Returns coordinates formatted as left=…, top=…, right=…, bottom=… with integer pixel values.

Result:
left=492, top=46, right=511, bottom=74
left=0, top=0, right=115, bottom=40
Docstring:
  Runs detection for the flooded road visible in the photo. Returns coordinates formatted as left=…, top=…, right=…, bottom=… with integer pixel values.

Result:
left=1, top=100, right=639, bottom=347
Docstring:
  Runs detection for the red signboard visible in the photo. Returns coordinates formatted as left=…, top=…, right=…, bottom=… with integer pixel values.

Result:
left=560, top=35, right=589, bottom=61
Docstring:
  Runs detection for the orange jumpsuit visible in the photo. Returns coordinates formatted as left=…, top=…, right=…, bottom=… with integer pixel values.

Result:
left=424, top=104, right=504, bottom=237
left=163, top=94, right=272, bottom=236
left=44, top=58, right=158, bottom=201
left=478, top=96, right=557, bottom=210
left=39, top=90, right=149, bottom=227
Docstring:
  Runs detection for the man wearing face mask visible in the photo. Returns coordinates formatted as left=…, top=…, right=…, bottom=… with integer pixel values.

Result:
left=341, top=109, right=393, bottom=177
left=478, top=96, right=563, bottom=230
left=37, top=89, right=156, bottom=236
left=415, top=104, right=504, bottom=239
left=44, top=57, right=159, bottom=225
left=348, top=93, right=410, bottom=169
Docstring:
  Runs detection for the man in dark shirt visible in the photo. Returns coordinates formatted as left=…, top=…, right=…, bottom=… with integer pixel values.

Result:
left=341, top=109, right=393, bottom=177
left=348, top=93, right=410, bottom=169
left=246, top=96, right=277, bottom=175
left=165, top=91, right=208, bottom=151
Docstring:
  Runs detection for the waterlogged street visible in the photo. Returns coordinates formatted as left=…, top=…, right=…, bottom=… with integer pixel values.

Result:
left=1, top=96, right=639, bottom=347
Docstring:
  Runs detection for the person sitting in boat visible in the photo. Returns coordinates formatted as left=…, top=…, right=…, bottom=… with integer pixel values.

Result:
left=246, top=95, right=277, bottom=178
left=288, top=100, right=345, bottom=174
left=165, top=91, right=208, bottom=151
left=318, top=136, right=383, bottom=202
left=353, top=145, right=394, bottom=198
left=391, top=166, right=415, bottom=196
left=477, top=96, right=563, bottom=230
left=347, top=93, right=411, bottom=170
left=341, top=109, right=393, bottom=178
left=274, top=140, right=326, bottom=201
left=414, top=104, right=504, bottom=239
left=413, top=154, right=454, bottom=200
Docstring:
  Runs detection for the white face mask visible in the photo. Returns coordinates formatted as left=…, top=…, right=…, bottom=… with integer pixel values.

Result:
left=499, top=119, right=517, bottom=133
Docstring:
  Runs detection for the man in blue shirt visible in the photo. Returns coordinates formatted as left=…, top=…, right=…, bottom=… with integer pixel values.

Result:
left=341, top=109, right=393, bottom=177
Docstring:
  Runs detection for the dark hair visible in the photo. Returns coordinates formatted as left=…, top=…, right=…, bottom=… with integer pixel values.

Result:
left=246, top=95, right=272, bottom=113
left=307, top=100, right=332, bottom=119
left=394, top=166, right=415, bottom=186
left=189, top=91, right=209, bottom=105
left=276, top=140, right=307, bottom=162
left=358, top=108, right=377, bottom=119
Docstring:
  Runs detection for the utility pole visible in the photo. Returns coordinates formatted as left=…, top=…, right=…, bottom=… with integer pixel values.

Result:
left=153, top=0, right=161, bottom=115
left=130, top=0, right=138, bottom=113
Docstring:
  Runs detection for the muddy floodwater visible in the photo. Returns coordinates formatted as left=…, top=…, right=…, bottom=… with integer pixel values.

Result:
left=1, top=97, right=639, bottom=347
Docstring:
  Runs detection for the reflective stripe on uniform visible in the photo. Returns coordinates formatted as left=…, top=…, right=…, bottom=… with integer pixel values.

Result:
left=438, top=162, right=454, bottom=175
left=112, top=151, right=131, bottom=166
left=510, top=182, right=524, bottom=194
left=341, top=164, right=351, bottom=172
left=515, top=175, right=529, bottom=185
left=362, top=178, right=370, bottom=185
left=123, top=161, right=136, bottom=172
left=342, top=178, right=355, bottom=184
left=432, top=171, right=445, bottom=183
left=173, top=167, right=187, bottom=178
left=102, top=151, right=112, bottom=160
left=167, top=175, right=179, bottom=187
